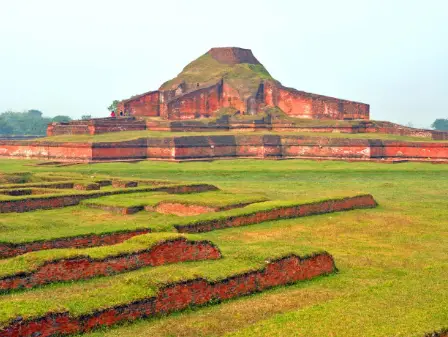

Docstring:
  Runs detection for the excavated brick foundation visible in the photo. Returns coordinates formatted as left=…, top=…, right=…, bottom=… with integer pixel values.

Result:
left=0, top=183, right=218, bottom=213
left=1, top=135, right=447, bottom=162
left=153, top=201, right=258, bottom=216
left=176, top=194, right=377, bottom=233
left=0, top=238, right=221, bottom=292
left=0, top=229, right=151, bottom=259
left=0, top=252, right=336, bottom=337
left=155, top=202, right=218, bottom=216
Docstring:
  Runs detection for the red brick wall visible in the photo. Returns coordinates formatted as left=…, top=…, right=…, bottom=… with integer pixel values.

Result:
left=209, top=47, right=261, bottom=65
left=167, top=83, right=222, bottom=119
left=221, top=82, right=246, bottom=112
left=175, top=194, right=377, bottom=233
left=120, top=91, right=160, bottom=116
left=370, top=141, right=448, bottom=159
left=2, top=136, right=448, bottom=163
left=264, top=82, right=370, bottom=120
left=0, top=141, right=93, bottom=161
left=0, top=253, right=336, bottom=337
left=0, top=229, right=151, bottom=259
left=0, top=183, right=217, bottom=214
left=92, top=139, right=147, bottom=161
left=0, top=238, right=221, bottom=292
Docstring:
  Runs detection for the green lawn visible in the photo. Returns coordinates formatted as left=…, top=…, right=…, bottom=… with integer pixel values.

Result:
left=0, top=159, right=446, bottom=336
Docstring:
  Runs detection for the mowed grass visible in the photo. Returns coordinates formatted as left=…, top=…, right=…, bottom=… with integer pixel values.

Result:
left=32, top=129, right=448, bottom=143
left=0, top=159, right=446, bottom=336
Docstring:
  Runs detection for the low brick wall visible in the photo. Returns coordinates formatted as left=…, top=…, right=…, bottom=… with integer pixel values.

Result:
left=175, top=195, right=377, bottom=233
left=0, top=238, right=221, bottom=292
left=47, top=118, right=146, bottom=136
left=0, top=252, right=336, bottom=337
left=1, top=135, right=447, bottom=163
left=0, top=183, right=218, bottom=213
left=85, top=203, right=144, bottom=215
left=0, top=140, right=92, bottom=161
left=0, top=229, right=151, bottom=259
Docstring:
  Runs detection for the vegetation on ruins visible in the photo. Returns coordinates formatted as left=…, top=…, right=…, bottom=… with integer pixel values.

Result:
left=159, top=52, right=277, bottom=97
left=0, top=233, right=208, bottom=279
left=0, top=159, right=446, bottom=336
left=107, top=100, right=119, bottom=112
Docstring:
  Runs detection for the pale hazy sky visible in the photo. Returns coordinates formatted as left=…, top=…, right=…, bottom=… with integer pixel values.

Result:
left=1, top=0, right=447, bottom=127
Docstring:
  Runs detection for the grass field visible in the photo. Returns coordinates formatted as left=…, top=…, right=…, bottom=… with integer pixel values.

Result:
left=0, top=158, right=446, bottom=336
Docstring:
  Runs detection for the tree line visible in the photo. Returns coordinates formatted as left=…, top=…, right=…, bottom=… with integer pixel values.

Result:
left=431, top=119, right=448, bottom=131
left=0, top=110, right=72, bottom=136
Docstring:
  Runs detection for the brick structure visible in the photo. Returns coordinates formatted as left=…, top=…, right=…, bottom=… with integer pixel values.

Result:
left=47, top=117, right=146, bottom=136
left=116, top=47, right=370, bottom=121
left=1, top=135, right=447, bottom=163
left=0, top=229, right=151, bottom=259
left=0, top=252, right=336, bottom=337
left=175, top=194, right=377, bottom=233
left=0, top=238, right=221, bottom=292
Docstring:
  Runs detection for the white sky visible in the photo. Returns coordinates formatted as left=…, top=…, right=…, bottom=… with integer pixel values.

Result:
left=0, top=0, right=447, bottom=127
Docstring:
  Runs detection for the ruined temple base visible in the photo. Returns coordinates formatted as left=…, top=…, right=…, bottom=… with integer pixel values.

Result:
left=1, top=134, right=447, bottom=163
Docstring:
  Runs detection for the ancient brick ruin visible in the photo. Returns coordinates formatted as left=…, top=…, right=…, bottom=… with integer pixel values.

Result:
left=0, top=174, right=381, bottom=336
left=1, top=46, right=447, bottom=163
left=116, top=47, right=369, bottom=120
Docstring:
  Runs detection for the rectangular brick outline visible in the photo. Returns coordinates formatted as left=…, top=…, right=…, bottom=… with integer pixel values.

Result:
left=175, top=194, right=377, bottom=233
left=0, top=252, right=336, bottom=337
left=0, top=238, right=221, bottom=293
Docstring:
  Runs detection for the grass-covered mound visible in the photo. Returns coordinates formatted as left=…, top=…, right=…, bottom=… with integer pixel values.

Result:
left=159, top=52, right=275, bottom=98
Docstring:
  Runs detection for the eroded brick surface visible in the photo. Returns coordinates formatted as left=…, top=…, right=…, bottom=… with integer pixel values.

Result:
left=0, top=229, right=151, bottom=259
left=0, top=238, right=221, bottom=291
left=176, top=195, right=377, bottom=233
left=0, top=253, right=336, bottom=337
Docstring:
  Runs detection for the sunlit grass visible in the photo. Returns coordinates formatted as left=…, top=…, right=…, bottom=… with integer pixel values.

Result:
left=0, top=159, right=446, bottom=336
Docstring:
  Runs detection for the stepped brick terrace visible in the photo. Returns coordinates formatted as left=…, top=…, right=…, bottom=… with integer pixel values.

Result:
left=1, top=47, right=447, bottom=163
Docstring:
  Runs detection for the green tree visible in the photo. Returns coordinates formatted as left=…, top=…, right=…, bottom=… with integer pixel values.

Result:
left=0, top=110, right=55, bottom=135
left=52, top=115, right=72, bottom=123
left=431, top=119, right=448, bottom=131
left=27, top=109, right=43, bottom=117
left=81, top=115, right=92, bottom=120
left=108, top=100, right=119, bottom=112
